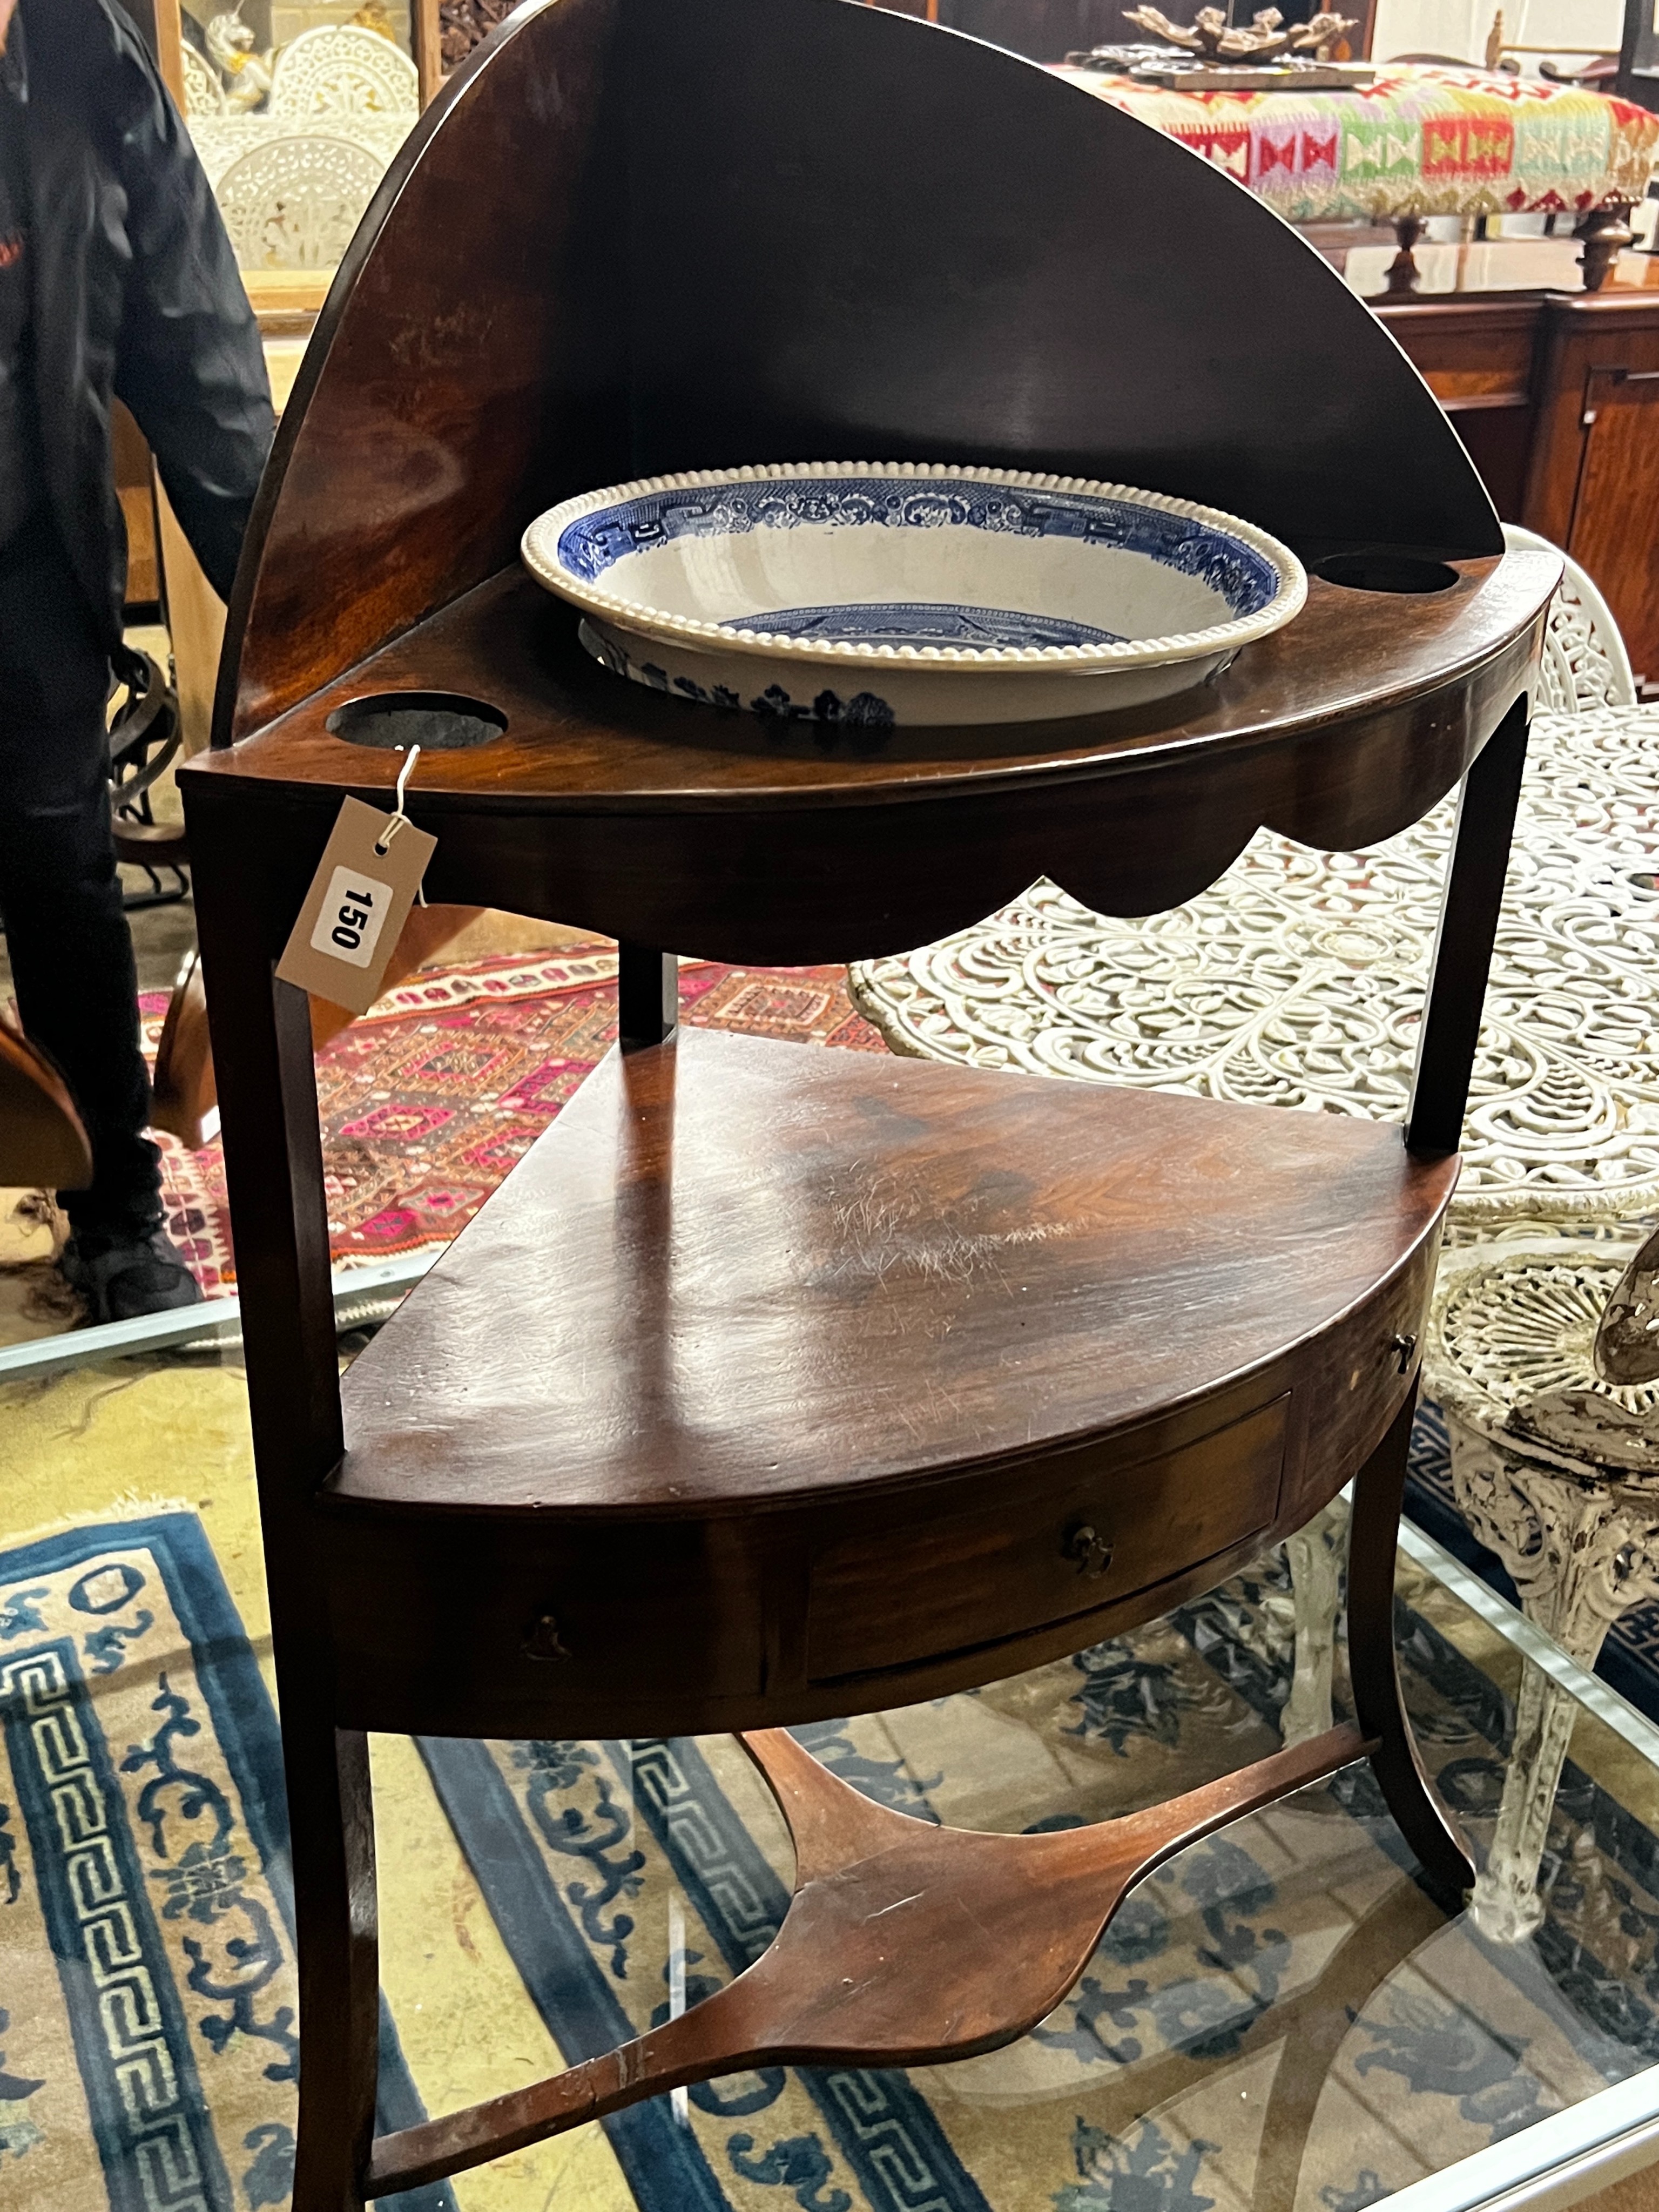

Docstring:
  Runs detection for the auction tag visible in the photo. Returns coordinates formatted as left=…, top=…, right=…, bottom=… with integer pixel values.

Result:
left=275, top=795, right=436, bottom=1015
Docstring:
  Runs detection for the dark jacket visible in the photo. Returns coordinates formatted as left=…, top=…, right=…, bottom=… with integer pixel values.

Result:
left=14, top=0, right=273, bottom=651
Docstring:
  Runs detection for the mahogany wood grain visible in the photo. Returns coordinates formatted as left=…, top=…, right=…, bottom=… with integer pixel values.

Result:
left=176, top=5, right=1542, bottom=2197
left=188, top=617, right=1499, bottom=2202
left=1564, top=365, right=1659, bottom=676
left=317, top=1028, right=1456, bottom=1741
left=1375, top=300, right=1539, bottom=402
left=1377, top=300, right=1540, bottom=521
left=215, top=0, right=1502, bottom=751
left=409, top=0, right=443, bottom=103
left=335, top=1029, right=1454, bottom=1518
left=1374, top=288, right=1659, bottom=666
left=1348, top=1384, right=1475, bottom=1900
left=184, top=837, right=375, bottom=2211
left=203, top=555, right=1554, bottom=808
left=218, top=0, right=631, bottom=746
left=183, top=555, right=1554, bottom=964
left=1520, top=292, right=1659, bottom=676
left=366, top=1719, right=1375, bottom=2197
left=805, top=1395, right=1288, bottom=1681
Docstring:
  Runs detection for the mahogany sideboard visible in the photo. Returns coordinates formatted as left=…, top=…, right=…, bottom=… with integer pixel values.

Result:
left=1361, top=246, right=1659, bottom=680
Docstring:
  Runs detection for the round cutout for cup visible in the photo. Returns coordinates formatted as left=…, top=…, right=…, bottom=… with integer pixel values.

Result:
left=1312, top=553, right=1460, bottom=595
left=326, top=692, right=508, bottom=749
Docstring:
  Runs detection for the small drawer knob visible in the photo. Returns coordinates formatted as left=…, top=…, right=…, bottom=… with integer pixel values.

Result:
left=1065, top=1523, right=1115, bottom=1577
left=523, top=1609, right=572, bottom=1662
left=1391, top=1332, right=1417, bottom=1374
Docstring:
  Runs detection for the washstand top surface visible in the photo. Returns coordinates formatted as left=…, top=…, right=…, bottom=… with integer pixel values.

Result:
left=202, top=0, right=1524, bottom=802
left=187, top=551, right=1555, bottom=817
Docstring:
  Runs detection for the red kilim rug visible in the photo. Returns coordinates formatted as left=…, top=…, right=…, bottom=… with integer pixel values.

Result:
left=140, top=949, right=885, bottom=1296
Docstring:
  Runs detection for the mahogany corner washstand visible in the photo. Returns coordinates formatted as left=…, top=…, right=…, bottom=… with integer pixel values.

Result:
left=178, top=0, right=1558, bottom=2202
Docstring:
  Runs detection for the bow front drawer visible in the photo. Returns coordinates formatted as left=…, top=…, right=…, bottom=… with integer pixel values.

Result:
left=806, top=1394, right=1287, bottom=1684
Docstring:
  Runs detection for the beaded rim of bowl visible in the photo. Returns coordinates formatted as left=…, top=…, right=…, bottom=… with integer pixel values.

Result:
left=521, top=460, right=1309, bottom=673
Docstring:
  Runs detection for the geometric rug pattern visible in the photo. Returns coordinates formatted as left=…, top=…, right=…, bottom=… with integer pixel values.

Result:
left=141, top=949, right=884, bottom=1294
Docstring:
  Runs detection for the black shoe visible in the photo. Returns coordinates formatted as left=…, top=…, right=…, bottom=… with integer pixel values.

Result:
left=60, top=1226, right=204, bottom=1324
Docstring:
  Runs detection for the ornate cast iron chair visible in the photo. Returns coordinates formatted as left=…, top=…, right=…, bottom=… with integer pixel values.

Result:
left=1424, top=1229, right=1659, bottom=1941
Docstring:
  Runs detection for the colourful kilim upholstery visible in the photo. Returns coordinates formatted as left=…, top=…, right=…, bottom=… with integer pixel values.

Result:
left=1050, top=64, right=1659, bottom=222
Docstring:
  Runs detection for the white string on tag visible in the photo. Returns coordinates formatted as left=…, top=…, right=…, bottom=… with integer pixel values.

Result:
left=374, top=744, right=427, bottom=903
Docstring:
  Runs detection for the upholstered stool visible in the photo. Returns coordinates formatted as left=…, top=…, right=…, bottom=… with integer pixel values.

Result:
left=1052, top=63, right=1659, bottom=292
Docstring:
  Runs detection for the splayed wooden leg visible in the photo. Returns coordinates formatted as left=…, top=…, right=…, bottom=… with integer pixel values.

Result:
left=1348, top=1384, right=1476, bottom=1901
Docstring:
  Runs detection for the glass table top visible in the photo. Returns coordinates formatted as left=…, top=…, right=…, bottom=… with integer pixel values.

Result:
left=4, top=1317, right=1657, bottom=2212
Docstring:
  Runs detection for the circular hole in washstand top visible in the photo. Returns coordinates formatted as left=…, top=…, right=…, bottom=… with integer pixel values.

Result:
left=325, top=692, right=508, bottom=748
left=1312, top=553, right=1460, bottom=595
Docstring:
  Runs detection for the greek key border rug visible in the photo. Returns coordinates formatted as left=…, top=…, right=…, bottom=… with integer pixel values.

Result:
left=419, top=1536, right=1659, bottom=2212
left=0, top=1515, right=455, bottom=2212
left=5, top=1513, right=1659, bottom=2211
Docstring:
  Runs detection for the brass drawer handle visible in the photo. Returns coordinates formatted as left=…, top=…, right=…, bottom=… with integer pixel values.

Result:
left=1065, top=1523, right=1115, bottom=1577
left=523, top=1609, right=572, bottom=1662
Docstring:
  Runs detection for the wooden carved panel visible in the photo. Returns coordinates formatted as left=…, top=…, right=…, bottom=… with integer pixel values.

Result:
left=437, top=0, right=513, bottom=70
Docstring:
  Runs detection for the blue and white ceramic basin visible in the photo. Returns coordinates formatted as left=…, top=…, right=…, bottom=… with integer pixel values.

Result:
left=521, top=462, right=1306, bottom=728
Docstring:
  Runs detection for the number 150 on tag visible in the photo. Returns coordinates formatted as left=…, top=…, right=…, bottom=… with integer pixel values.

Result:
left=311, top=865, right=394, bottom=969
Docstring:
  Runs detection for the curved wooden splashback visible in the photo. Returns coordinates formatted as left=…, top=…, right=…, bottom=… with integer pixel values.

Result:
left=218, top=0, right=1500, bottom=747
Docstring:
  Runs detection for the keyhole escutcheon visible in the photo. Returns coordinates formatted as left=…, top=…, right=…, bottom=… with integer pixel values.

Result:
left=523, top=1609, right=572, bottom=1662
left=1065, top=1523, right=1115, bottom=1577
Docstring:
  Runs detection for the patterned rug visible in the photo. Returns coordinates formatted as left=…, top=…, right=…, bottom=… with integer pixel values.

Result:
left=8, top=1502, right=1657, bottom=2212
left=140, top=952, right=882, bottom=1295
left=0, top=1514, right=454, bottom=2212
left=418, top=1516, right=1659, bottom=2212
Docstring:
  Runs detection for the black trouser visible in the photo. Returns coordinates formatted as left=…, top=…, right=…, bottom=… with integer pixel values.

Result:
left=0, top=513, right=161, bottom=1237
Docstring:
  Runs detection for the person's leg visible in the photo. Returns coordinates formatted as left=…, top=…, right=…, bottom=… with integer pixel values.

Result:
left=0, top=516, right=197, bottom=1316
left=0, top=707, right=160, bottom=1233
